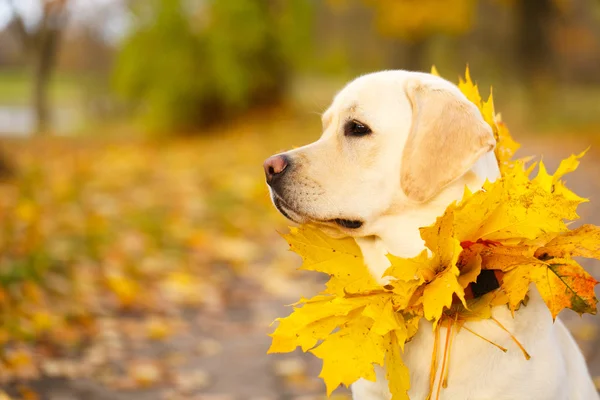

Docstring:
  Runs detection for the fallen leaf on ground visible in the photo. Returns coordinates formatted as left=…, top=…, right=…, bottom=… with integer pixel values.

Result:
left=129, top=360, right=163, bottom=388
left=146, top=317, right=174, bottom=341
left=173, top=370, right=210, bottom=394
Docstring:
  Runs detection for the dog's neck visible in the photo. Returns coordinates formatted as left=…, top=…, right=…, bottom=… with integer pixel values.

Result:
left=357, top=152, right=500, bottom=282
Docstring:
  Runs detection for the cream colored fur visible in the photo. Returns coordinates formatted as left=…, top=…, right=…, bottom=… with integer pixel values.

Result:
left=266, top=70, right=599, bottom=400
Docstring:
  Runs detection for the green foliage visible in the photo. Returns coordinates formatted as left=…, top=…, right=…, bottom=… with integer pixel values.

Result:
left=0, top=70, right=84, bottom=107
left=113, top=0, right=314, bottom=133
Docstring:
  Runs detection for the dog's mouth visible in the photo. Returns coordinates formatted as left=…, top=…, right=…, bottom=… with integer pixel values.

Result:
left=272, top=195, right=363, bottom=230
left=331, top=219, right=363, bottom=229
left=273, top=195, right=302, bottom=224
left=273, top=196, right=303, bottom=224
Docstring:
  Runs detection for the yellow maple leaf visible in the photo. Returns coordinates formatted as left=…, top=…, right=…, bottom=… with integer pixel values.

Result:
left=444, top=153, right=597, bottom=316
left=458, top=66, right=482, bottom=109
left=530, top=258, right=597, bottom=319
left=415, top=153, right=590, bottom=318
left=385, top=251, right=432, bottom=309
left=283, top=225, right=379, bottom=295
left=364, top=298, right=403, bottom=336
left=532, top=151, right=589, bottom=219
left=270, top=314, right=348, bottom=354
left=498, top=263, right=534, bottom=311
left=537, top=224, right=600, bottom=259
left=452, top=163, right=580, bottom=242
left=385, top=330, right=411, bottom=400
left=470, top=243, right=539, bottom=272
left=420, top=204, right=460, bottom=271
left=385, top=250, right=430, bottom=282
left=269, top=295, right=379, bottom=353
left=421, top=263, right=464, bottom=323
left=271, top=226, right=417, bottom=397
left=457, top=251, right=481, bottom=288
left=311, top=317, right=387, bottom=394
left=419, top=210, right=467, bottom=323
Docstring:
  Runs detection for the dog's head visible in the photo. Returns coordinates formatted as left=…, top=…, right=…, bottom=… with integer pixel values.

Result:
left=264, top=71, right=497, bottom=238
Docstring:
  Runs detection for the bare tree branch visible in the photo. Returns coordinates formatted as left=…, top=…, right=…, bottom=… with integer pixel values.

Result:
left=3, top=0, right=70, bottom=134
left=4, top=0, right=32, bottom=48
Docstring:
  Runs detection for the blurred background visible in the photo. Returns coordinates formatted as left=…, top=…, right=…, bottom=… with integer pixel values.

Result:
left=0, top=0, right=599, bottom=399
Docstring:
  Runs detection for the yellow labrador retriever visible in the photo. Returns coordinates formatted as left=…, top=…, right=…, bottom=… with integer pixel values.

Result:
left=263, top=71, right=599, bottom=400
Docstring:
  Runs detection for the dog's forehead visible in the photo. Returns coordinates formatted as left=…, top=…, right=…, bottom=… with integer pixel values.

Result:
left=327, top=71, right=421, bottom=119
left=322, top=71, right=456, bottom=128
left=335, top=73, right=403, bottom=108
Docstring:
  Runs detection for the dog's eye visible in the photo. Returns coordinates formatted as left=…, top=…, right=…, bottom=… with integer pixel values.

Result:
left=344, top=120, right=372, bottom=137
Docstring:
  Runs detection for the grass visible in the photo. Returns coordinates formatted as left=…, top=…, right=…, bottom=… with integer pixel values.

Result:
left=0, top=70, right=30, bottom=106
left=0, top=69, right=86, bottom=107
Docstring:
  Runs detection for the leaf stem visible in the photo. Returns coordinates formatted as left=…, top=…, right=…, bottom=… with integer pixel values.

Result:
left=436, top=318, right=453, bottom=400
left=427, top=322, right=441, bottom=400
left=462, top=325, right=508, bottom=352
left=491, top=317, right=530, bottom=360
left=442, top=315, right=458, bottom=388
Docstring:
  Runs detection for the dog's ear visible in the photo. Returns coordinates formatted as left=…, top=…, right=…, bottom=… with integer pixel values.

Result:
left=400, top=79, right=495, bottom=203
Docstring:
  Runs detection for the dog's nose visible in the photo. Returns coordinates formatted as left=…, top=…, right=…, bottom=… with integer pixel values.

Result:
left=263, top=154, right=289, bottom=185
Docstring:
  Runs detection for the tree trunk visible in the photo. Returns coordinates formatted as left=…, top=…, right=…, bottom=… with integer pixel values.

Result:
left=515, top=0, right=556, bottom=83
left=31, top=25, right=63, bottom=135
left=389, top=38, right=428, bottom=72
left=0, top=149, right=15, bottom=181
left=5, top=0, right=69, bottom=136
left=405, top=39, right=428, bottom=72
left=32, top=55, right=51, bottom=135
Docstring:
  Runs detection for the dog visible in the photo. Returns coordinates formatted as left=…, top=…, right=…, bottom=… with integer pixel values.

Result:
left=263, top=71, right=599, bottom=400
